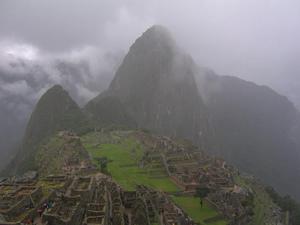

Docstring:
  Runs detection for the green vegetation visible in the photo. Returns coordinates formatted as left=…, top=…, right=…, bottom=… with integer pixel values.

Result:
left=251, top=188, right=274, bottom=225
left=35, top=134, right=88, bottom=176
left=234, top=175, right=277, bottom=225
left=83, top=135, right=178, bottom=192
left=82, top=131, right=227, bottom=224
left=195, top=187, right=210, bottom=199
left=3, top=85, right=91, bottom=175
left=35, top=136, right=64, bottom=175
left=38, top=180, right=65, bottom=196
left=266, top=186, right=300, bottom=225
left=85, top=95, right=136, bottom=129
left=171, top=196, right=228, bottom=225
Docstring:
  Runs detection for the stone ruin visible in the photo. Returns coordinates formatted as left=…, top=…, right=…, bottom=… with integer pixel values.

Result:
left=0, top=182, right=43, bottom=225
left=135, top=131, right=253, bottom=224
left=136, top=132, right=235, bottom=193
left=0, top=130, right=257, bottom=225
left=83, top=179, right=109, bottom=225
left=42, top=195, right=83, bottom=225
left=1, top=168, right=196, bottom=225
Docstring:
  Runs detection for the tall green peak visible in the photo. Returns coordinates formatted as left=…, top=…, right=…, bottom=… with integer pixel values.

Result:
left=87, top=25, right=214, bottom=149
left=4, top=85, right=90, bottom=175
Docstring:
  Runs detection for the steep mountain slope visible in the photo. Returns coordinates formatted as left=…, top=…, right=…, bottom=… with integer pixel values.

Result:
left=85, top=95, right=136, bottom=129
left=3, top=85, right=90, bottom=175
left=86, top=25, right=214, bottom=149
left=196, top=69, right=300, bottom=200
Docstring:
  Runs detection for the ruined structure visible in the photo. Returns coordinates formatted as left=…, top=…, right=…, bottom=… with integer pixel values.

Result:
left=135, top=131, right=253, bottom=224
left=0, top=172, right=195, bottom=225
left=0, top=130, right=276, bottom=225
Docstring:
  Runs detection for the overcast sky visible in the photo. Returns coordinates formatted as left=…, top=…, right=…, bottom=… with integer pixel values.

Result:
left=1, top=0, right=300, bottom=106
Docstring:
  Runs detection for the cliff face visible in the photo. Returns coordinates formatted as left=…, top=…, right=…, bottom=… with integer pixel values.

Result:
left=88, top=25, right=213, bottom=148
left=85, top=95, right=136, bottom=129
left=196, top=69, right=300, bottom=200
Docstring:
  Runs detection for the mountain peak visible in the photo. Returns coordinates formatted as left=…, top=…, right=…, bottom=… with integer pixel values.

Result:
left=48, top=84, right=63, bottom=91
left=92, top=25, right=213, bottom=149
left=5, top=85, right=90, bottom=174
left=40, top=84, right=66, bottom=99
left=143, top=25, right=173, bottom=39
left=129, top=25, right=176, bottom=55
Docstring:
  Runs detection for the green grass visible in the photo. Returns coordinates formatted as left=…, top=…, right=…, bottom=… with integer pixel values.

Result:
left=82, top=132, right=226, bottom=224
left=35, top=134, right=88, bottom=176
left=84, top=137, right=179, bottom=192
left=249, top=187, right=277, bottom=225
left=172, top=196, right=228, bottom=225
left=38, top=180, right=65, bottom=196
left=234, top=175, right=277, bottom=225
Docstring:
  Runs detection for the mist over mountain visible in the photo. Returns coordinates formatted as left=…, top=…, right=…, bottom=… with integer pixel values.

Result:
left=1, top=1, right=300, bottom=176
left=87, top=26, right=214, bottom=149
left=0, top=44, right=121, bottom=169
left=84, top=26, right=300, bottom=200
left=1, top=2, right=300, bottom=224
left=1, top=24, right=300, bottom=211
left=3, top=84, right=90, bottom=174
left=196, top=69, right=300, bottom=199
left=0, top=0, right=300, bottom=206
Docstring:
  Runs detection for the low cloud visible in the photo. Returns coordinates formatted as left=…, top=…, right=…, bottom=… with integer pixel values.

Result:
left=0, top=40, right=123, bottom=127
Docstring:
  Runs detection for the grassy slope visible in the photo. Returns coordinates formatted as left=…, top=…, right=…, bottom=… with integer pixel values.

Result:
left=235, top=175, right=279, bottom=225
left=83, top=135, right=178, bottom=192
left=172, top=196, right=227, bottom=225
left=82, top=131, right=228, bottom=225
left=35, top=134, right=88, bottom=176
left=35, top=136, right=65, bottom=175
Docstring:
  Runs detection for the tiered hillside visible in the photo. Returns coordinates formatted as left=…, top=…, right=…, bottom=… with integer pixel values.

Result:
left=82, top=130, right=286, bottom=225
left=35, top=131, right=90, bottom=176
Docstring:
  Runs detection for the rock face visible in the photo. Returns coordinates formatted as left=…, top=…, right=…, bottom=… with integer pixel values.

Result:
left=4, top=85, right=90, bottom=174
left=196, top=69, right=300, bottom=200
left=87, top=25, right=214, bottom=148
left=85, top=95, right=136, bottom=129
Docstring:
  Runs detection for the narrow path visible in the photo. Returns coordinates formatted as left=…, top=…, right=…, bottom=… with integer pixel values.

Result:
left=160, top=154, right=171, bottom=176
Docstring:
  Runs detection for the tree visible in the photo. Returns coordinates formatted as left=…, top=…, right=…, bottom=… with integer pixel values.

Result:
left=195, top=187, right=210, bottom=207
left=95, top=157, right=108, bottom=173
left=196, top=187, right=210, bottom=199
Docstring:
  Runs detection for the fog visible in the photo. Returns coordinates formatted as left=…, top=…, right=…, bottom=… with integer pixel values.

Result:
left=0, top=0, right=300, bottom=166
left=1, top=0, right=300, bottom=107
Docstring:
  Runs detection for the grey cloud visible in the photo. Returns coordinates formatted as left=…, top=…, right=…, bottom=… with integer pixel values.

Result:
left=0, top=40, right=123, bottom=138
left=2, top=0, right=299, bottom=106
left=0, top=39, right=122, bottom=169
